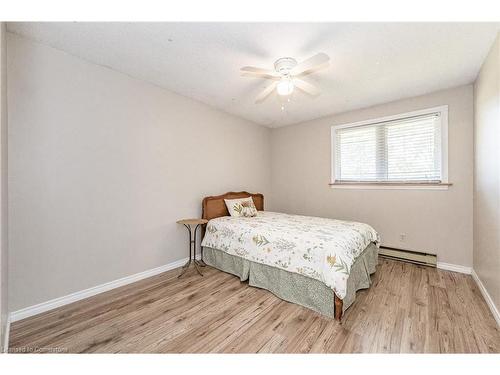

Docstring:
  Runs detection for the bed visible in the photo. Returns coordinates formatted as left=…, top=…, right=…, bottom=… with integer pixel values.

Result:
left=200, top=191, right=379, bottom=321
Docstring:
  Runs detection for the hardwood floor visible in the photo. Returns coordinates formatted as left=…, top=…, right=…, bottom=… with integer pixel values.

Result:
left=8, top=258, right=500, bottom=353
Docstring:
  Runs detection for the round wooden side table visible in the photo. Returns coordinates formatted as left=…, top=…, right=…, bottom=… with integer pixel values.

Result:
left=176, top=218, right=208, bottom=278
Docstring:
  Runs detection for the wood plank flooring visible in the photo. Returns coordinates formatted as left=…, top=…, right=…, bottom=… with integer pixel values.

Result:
left=8, top=258, right=500, bottom=353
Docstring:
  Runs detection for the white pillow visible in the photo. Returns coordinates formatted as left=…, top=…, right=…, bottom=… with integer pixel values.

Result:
left=224, top=197, right=258, bottom=217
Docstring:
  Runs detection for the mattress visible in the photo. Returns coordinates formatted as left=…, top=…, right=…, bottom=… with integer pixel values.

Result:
left=203, top=243, right=378, bottom=317
left=201, top=211, right=379, bottom=299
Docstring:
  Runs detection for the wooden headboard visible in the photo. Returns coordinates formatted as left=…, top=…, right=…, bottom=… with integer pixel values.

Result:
left=202, top=191, right=264, bottom=222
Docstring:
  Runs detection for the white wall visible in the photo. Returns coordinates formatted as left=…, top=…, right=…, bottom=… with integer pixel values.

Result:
left=0, top=23, right=9, bottom=351
left=7, top=33, right=271, bottom=312
left=474, top=33, right=500, bottom=312
left=270, top=85, right=474, bottom=267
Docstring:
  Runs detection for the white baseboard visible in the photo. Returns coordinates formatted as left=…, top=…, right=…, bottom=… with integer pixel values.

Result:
left=436, top=262, right=472, bottom=274
left=9, top=255, right=197, bottom=323
left=471, top=269, right=500, bottom=327
left=2, top=317, right=10, bottom=353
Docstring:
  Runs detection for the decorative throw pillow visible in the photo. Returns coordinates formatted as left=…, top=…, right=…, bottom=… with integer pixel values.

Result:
left=224, top=197, right=258, bottom=217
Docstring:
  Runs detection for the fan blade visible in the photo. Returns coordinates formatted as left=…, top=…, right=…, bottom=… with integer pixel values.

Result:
left=255, top=82, right=278, bottom=103
left=291, top=53, right=329, bottom=75
left=241, top=66, right=279, bottom=77
left=294, top=79, right=320, bottom=96
left=241, top=72, right=280, bottom=80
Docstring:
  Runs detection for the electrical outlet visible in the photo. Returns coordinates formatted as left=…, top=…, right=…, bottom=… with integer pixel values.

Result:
left=399, top=233, right=406, bottom=242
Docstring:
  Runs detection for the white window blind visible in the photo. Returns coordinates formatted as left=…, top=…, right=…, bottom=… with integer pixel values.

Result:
left=334, top=112, right=443, bottom=183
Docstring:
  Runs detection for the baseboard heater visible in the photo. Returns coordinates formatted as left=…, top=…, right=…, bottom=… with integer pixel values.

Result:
left=378, top=246, right=437, bottom=267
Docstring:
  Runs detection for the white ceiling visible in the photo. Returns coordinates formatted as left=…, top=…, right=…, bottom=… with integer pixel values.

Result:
left=7, top=22, right=500, bottom=127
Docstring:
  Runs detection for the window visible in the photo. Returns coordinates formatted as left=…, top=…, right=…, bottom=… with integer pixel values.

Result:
left=331, top=106, right=448, bottom=188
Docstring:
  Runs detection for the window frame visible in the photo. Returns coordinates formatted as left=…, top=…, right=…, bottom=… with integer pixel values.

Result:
left=330, top=105, right=449, bottom=190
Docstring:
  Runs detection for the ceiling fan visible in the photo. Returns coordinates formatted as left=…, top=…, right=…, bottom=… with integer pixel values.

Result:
left=241, top=53, right=330, bottom=104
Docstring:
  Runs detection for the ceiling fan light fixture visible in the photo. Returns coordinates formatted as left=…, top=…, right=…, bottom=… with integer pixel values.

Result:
left=276, top=78, right=294, bottom=96
left=242, top=53, right=329, bottom=103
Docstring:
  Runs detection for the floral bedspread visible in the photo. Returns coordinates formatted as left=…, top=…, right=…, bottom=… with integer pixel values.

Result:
left=201, top=211, right=380, bottom=299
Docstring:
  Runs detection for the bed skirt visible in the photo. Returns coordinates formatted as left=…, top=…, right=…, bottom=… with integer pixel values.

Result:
left=202, top=243, right=378, bottom=318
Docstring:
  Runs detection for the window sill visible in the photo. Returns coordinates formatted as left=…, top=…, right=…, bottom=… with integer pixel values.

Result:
left=329, top=182, right=452, bottom=190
